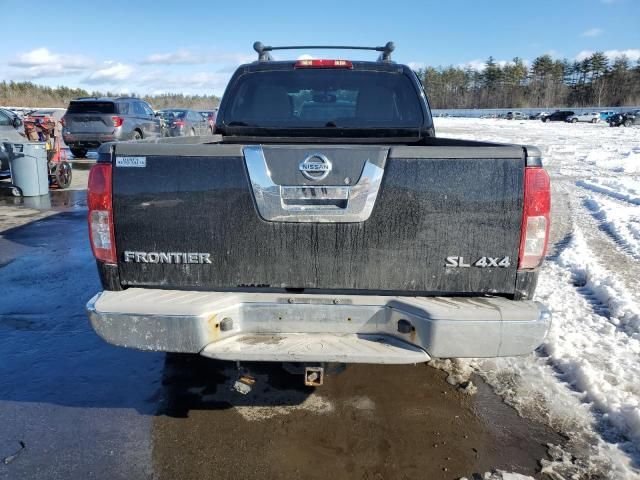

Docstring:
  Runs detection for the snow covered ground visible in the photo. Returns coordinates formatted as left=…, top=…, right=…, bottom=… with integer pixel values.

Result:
left=434, top=118, right=640, bottom=479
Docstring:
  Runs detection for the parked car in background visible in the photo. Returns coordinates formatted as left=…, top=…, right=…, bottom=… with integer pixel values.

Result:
left=599, top=111, right=616, bottom=121
left=0, top=114, right=27, bottom=176
left=158, top=109, right=212, bottom=137
left=506, top=111, right=527, bottom=120
left=566, top=112, right=600, bottom=124
left=156, top=112, right=171, bottom=137
left=541, top=111, right=574, bottom=122
left=62, top=97, right=161, bottom=158
left=0, top=108, right=23, bottom=131
left=607, top=110, right=640, bottom=128
left=528, top=112, right=546, bottom=120
left=199, top=110, right=218, bottom=133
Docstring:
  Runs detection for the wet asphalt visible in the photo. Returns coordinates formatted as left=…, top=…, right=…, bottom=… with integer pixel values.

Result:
left=0, top=173, right=562, bottom=480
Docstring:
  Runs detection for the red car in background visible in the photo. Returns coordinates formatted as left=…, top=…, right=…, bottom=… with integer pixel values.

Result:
left=198, top=109, right=218, bottom=134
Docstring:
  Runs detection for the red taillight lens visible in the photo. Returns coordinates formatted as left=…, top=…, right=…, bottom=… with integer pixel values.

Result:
left=173, top=120, right=185, bottom=127
left=294, top=59, right=353, bottom=68
left=88, top=163, right=116, bottom=264
left=112, top=116, right=124, bottom=128
left=518, top=167, right=551, bottom=269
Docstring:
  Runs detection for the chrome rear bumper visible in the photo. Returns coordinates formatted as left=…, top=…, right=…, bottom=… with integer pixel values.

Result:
left=86, top=289, right=551, bottom=363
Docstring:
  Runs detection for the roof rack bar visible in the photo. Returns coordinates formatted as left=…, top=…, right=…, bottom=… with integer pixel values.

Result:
left=253, top=41, right=395, bottom=62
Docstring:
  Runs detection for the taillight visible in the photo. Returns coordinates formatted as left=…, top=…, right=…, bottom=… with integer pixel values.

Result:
left=88, top=163, right=116, bottom=264
left=518, top=167, right=551, bottom=269
left=60, top=117, right=65, bottom=126
left=112, top=116, right=124, bottom=128
left=294, top=59, right=353, bottom=68
left=173, top=120, right=185, bottom=127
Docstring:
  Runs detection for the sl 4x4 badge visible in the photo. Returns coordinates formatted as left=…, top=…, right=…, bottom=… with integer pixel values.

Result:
left=445, top=256, right=511, bottom=268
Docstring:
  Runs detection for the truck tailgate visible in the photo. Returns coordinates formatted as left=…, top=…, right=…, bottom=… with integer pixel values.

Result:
left=110, top=142, right=525, bottom=295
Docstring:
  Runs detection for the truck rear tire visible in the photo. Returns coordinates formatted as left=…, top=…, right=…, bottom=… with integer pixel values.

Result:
left=70, top=147, right=87, bottom=158
left=624, top=120, right=632, bottom=127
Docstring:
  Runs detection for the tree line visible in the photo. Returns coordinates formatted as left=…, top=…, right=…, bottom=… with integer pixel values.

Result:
left=2, top=52, right=639, bottom=111
left=0, top=81, right=221, bottom=110
left=415, top=52, right=640, bottom=109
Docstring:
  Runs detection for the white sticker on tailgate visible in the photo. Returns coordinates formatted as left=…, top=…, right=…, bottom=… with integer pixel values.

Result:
left=116, top=156, right=146, bottom=167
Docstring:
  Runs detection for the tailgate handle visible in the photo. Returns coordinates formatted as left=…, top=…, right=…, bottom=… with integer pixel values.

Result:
left=244, top=146, right=384, bottom=223
left=280, top=186, right=349, bottom=209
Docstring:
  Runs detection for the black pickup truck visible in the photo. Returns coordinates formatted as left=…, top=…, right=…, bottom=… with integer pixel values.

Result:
left=86, top=42, right=551, bottom=369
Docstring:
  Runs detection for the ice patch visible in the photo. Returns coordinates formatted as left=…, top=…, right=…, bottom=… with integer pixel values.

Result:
left=540, top=443, right=611, bottom=480
left=233, top=394, right=334, bottom=421
left=201, top=368, right=335, bottom=421
left=459, top=471, right=534, bottom=480
left=346, top=395, right=376, bottom=413
left=428, top=358, right=477, bottom=395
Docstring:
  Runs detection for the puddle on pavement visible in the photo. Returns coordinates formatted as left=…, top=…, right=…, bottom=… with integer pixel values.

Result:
left=0, top=189, right=86, bottom=211
left=151, top=357, right=563, bottom=480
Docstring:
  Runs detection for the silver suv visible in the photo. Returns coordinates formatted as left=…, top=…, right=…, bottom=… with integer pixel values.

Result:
left=62, top=97, right=161, bottom=158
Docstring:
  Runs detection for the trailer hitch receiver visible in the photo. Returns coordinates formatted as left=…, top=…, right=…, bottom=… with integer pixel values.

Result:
left=304, top=366, right=324, bottom=386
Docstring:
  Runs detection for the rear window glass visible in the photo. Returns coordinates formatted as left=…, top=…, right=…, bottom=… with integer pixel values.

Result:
left=160, top=110, right=186, bottom=120
left=224, top=69, right=423, bottom=128
left=67, top=102, right=116, bottom=114
left=117, top=103, right=130, bottom=115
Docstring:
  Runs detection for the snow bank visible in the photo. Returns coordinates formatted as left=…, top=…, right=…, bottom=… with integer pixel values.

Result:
left=558, top=229, right=640, bottom=336
left=551, top=230, right=640, bottom=434
left=581, top=194, right=640, bottom=260
left=578, top=178, right=640, bottom=205
left=474, top=230, right=640, bottom=479
left=434, top=117, right=640, bottom=479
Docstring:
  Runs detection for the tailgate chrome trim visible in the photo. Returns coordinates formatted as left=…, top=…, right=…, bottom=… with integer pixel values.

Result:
left=87, top=289, right=551, bottom=361
left=243, top=145, right=384, bottom=222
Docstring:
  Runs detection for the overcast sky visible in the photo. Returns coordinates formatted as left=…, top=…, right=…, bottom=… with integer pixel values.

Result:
left=1, top=0, right=639, bottom=97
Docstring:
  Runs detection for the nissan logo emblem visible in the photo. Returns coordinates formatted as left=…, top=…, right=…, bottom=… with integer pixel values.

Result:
left=299, top=153, right=332, bottom=181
